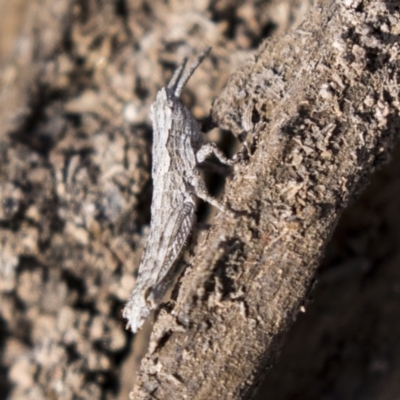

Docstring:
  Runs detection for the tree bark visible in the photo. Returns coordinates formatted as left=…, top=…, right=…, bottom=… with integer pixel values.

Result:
left=1, top=0, right=399, bottom=399
left=131, top=0, right=400, bottom=398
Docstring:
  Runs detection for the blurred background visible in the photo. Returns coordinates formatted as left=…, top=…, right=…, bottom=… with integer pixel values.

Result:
left=1, top=1, right=399, bottom=399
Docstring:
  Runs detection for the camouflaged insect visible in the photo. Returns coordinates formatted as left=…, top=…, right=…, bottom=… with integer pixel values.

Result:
left=123, top=48, right=235, bottom=333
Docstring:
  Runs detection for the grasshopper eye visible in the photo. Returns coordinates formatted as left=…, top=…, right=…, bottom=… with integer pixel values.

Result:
left=143, top=287, right=152, bottom=301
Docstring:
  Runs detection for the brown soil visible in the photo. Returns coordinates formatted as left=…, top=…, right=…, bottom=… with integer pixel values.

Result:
left=0, top=1, right=399, bottom=399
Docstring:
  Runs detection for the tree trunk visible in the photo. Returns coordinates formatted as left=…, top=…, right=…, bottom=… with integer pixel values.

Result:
left=131, top=0, right=400, bottom=398
left=0, top=0, right=399, bottom=399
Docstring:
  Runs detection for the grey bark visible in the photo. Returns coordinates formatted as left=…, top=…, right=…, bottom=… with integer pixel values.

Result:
left=0, top=0, right=399, bottom=399
left=131, top=0, right=400, bottom=398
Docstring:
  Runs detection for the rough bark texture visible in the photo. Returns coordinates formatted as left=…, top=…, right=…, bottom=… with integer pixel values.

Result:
left=1, top=0, right=400, bottom=399
left=132, top=0, right=400, bottom=398
left=0, top=1, right=309, bottom=399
